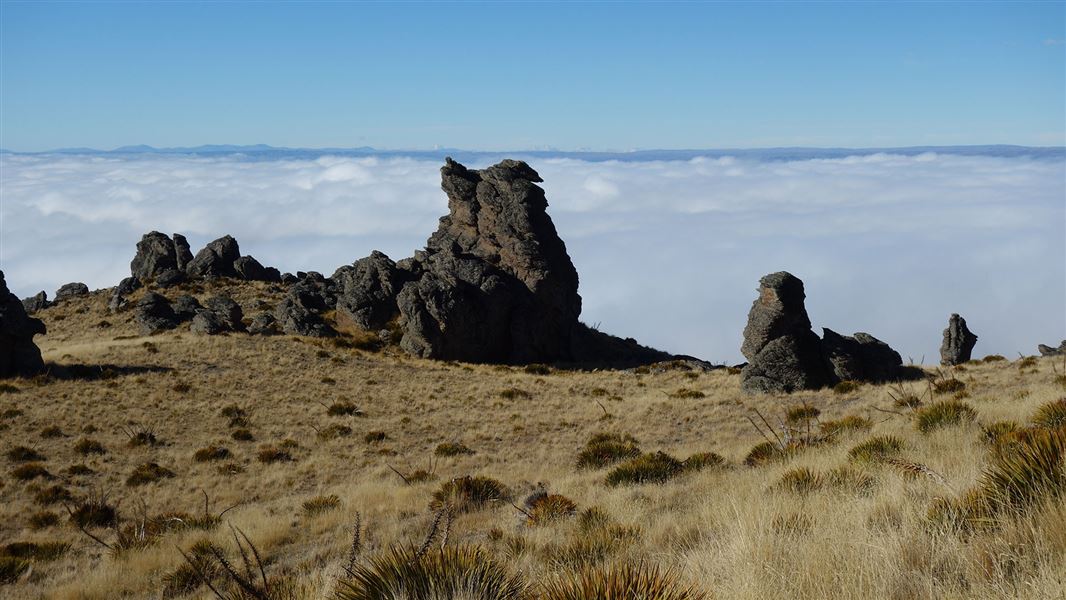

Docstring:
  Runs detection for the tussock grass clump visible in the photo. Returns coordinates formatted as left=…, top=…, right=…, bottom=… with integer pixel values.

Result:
left=302, top=494, right=341, bottom=516
left=982, top=354, right=1007, bottom=362
left=431, top=476, right=511, bottom=513
left=316, top=423, right=353, bottom=440
left=668, top=388, right=705, bottom=399
left=577, top=506, right=612, bottom=531
left=915, top=400, right=977, bottom=433
left=682, top=452, right=725, bottom=472
left=1017, top=356, right=1038, bottom=369
left=364, top=430, right=387, bottom=443
left=979, top=426, right=1065, bottom=514
left=326, top=401, right=363, bottom=416
left=826, top=465, right=877, bottom=494
left=848, top=435, right=905, bottom=463
left=0, top=383, right=19, bottom=395
left=932, top=377, right=966, bottom=395
left=786, top=405, right=821, bottom=424
left=6, top=445, right=45, bottom=462
left=39, top=426, right=65, bottom=438
left=576, top=432, right=641, bottom=469
left=11, top=462, right=51, bottom=481
left=0, top=556, right=29, bottom=584
left=231, top=428, right=254, bottom=441
left=161, top=540, right=224, bottom=599
left=257, top=446, right=293, bottom=463
left=819, top=415, right=872, bottom=437
left=606, top=452, right=684, bottom=486
left=193, top=445, right=231, bottom=462
left=499, top=388, right=531, bottom=400
left=34, top=485, right=72, bottom=505
left=524, top=363, right=551, bottom=375
left=336, top=545, right=527, bottom=600
left=546, top=524, right=641, bottom=569
left=983, top=420, right=1022, bottom=444
left=2, top=541, right=71, bottom=562
left=126, top=462, right=175, bottom=486
left=771, top=512, right=813, bottom=536
left=744, top=441, right=789, bottom=467
left=29, top=511, right=60, bottom=530
left=0, top=407, right=23, bottom=419
left=221, top=404, right=249, bottom=427
left=66, top=464, right=93, bottom=476
left=833, top=380, right=861, bottom=394
left=541, top=563, right=707, bottom=600
left=69, top=491, right=117, bottom=528
left=73, top=437, right=106, bottom=455
left=776, top=467, right=825, bottom=494
left=1031, top=398, right=1066, bottom=429
left=435, top=441, right=474, bottom=457
left=526, top=494, right=577, bottom=526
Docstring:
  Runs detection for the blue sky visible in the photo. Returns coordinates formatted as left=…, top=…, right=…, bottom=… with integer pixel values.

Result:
left=1, top=1, right=1063, bottom=151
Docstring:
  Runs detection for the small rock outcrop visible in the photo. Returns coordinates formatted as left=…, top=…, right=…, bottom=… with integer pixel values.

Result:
left=186, top=235, right=241, bottom=279
left=171, top=295, right=203, bottom=321
left=740, top=271, right=909, bottom=393
left=173, top=234, right=193, bottom=271
left=274, top=275, right=335, bottom=338
left=22, top=291, right=49, bottom=315
left=131, top=232, right=187, bottom=282
left=233, top=256, right=280, bottom=283
left=1, top=271, right=46, bottom=377
left=740, top=272, right=830, bottom=393
left=1038, top=341, right=1066, bottom=357
left=54, top=282, right=89, bottom=302
left=334, top=251, right=409, bottom=331
left=191, top=296, right=244, bottom=335
left=247, top=313, right=279, bottom=335
left=109, top=277, right=141, bottom=313
left=135, top=292, right=180, bottom=335
left=940, top=314, right=977, bottom=366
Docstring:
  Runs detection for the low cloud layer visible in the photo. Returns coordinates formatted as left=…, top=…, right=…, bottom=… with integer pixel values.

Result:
left=2, top=152, right=1062, bottom=363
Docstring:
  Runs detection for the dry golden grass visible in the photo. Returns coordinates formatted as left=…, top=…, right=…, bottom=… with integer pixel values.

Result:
left=0, top=281, right=1064, bottom=599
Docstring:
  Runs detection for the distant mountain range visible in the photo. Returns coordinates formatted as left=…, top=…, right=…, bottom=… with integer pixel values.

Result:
left=1, top=144, right=1063, bottom=162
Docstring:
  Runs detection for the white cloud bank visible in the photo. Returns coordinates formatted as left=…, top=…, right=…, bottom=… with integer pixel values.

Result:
left=1, top=152, right=1063, bottom=363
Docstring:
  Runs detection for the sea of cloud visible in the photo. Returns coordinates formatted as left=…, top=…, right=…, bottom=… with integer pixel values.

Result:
left=1, top=152, right=1063, bottom=363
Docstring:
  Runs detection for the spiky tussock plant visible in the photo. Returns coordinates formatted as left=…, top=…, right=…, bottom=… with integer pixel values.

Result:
left=982, top=420, right=1022, bottom=444
left=431, top=476, right=510, bottom=513
left=743, top=441, right=786, bottom=467
left=605, top=452, right=684, bottom=486
left=336, top=545, right=528, bottom=600
left=526, top=494, right=577, bottom=526
left=776, top=467, right=825, bottom=494
left=1031, top=398, right=1066, bottom=429
left=0, top=556, right=29, bottom=585
left=819, top=415, right=873, bottom=437
left=848, top=435, right=905, bottom=463
left=979, top=426, right=1066, bottom=515
left=576, top=432, right=641, bottom=469
left=541, top=563, right=706, bottom=600
left=825, top=465, right=877, bottom=494
left=915, top=400, right=977, bottom=433
left=302, top=494, right=341, bottom=517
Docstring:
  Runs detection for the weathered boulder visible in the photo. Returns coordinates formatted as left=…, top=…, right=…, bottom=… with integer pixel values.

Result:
left=1038, top=341, right=1066, bottom=357
left=134, top=292, right=180, bottom=335
left=190, top=310, right=227, bottom=335
left=822, top=329, right=903, bottom=383
left=740, top=272, right=831, bottom=393
left=247, top=313, right=279, bottom=336
left=334, top=251, right=410, bottom=331
left=391, top=159, right=584, bottom=363
left=131, top=231, right=179, bottom=281
left=234, top=256, right=271, bottom=282
left=22, top=292, right=49, bottom=315
left=54, top=282, right=89, bottom=302
left=940, top=314, right=977, bottom=366
left=109, top=277, right=141, bottom=313
left=186, top=236, right=240, bottom=278
left=274, top=293, right=334, bottom=337
left=205, top=296, right=244, bottom=331
left=171, top=295, right=202, bottom=322
left=173, top=234, right=193, bottom=271
left=155, top=269, right=186, bottom=288
left=1, top=271, right=46, bottom=377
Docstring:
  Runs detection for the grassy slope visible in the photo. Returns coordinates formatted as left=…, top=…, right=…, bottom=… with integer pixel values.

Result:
left=1, top=281, right=1064, bottom=599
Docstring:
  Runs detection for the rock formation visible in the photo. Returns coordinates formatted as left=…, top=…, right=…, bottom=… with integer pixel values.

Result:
left=109, top=277, right=141, bottom=313
left=22, top=291, right=49, bottom=315
left=740, top=272, right=831, bottom=393
left=134, top=292, right=181, bottom=335
left=186, top=236, right=241, bottom=279
left=331, top=158, right=667, bottom=366
left=1, top=271, right=46, bottom=377
left=131, top=232, right=190, bottom=282
left=274, top=273, right=336, bottom=337
left=740, top=271, right=908, bottom=393
left=1038, top=341, right=1066, bottom=357
left=130, top=231, right=280, bottom=285
left=940, top=314, right=977, bottom=366
left=54, top=282, right=89, bottom=302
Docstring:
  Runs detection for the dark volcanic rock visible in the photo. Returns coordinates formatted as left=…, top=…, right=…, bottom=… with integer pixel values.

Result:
left=740, top=272, right=831, bottom=393
left=22, top=292, right=49, bottom=315
left=190, top=296, right=243, bottom=335
left=131, top=231, right=179, bottom=281
left=1038, top=341, right=1066, bottom=357
left=171, top=295, right=202, bottom=322
left=135, top=292, right=180, bottom=335
left=109, top=277, right=141, bottom=313
left=155, top=269, right=186, bottom=288
left=234, top=256, right=279, bottom=282
left=173, top=234, right=193, bottom=271
left=334, top=251, right=410, bottom=331
left=247, top=312, right=279, bottom=336
left=940, top=314, right=977, bottom=366
left=274, top=294, right=334, bottom=337
left=54, top=282, right=89, bottom=302
left=822, top=329, right=903, bottom=383
left=392, top=158, right=584, bottom=363
left=190, top=310, right=227, bottom=335
left=186, top=235, right=240, bottom=279
left=1, top=271, right=46, bottom=377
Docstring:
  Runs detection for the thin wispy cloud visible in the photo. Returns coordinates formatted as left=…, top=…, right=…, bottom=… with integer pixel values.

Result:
left=1, top=152, right=1062, bottom=363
